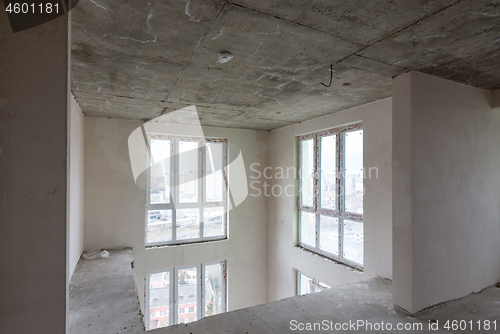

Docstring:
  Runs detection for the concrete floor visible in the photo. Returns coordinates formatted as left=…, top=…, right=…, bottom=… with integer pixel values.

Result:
left=69, top=249, right=145, bottom=334
left=69, top=249, right=500, bottom=334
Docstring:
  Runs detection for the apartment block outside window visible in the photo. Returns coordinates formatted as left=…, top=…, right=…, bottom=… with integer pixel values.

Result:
left=146, top=261, right=226, bottom=331
left=146, top=136, right=228, bottom=246
left=296, top=270, right=330, bottom=295
left=298, top=123, right=364, bottom=269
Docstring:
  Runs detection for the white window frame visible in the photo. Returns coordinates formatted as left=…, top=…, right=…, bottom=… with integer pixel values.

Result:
left=297, top=123, right=364, bottom=270
left=201, top=260, right=227, bottom=318
left=145, top=261, right=227, bottom=331
left=173, top=264, right=202, bottom=324
left=145, top=268, right=174, bottom=331
left=145, top=136, right=228, bottom=246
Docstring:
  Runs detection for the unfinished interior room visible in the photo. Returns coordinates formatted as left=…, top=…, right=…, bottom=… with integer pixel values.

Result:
left=1, top=0, right=500, bottom=333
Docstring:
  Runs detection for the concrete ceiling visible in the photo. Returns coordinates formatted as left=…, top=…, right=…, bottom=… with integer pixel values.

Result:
left=71, top=0, right=500, bottom=131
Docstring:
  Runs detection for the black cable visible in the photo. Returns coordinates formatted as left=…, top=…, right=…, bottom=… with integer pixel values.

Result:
left=321, top=65, right=333, bottom=87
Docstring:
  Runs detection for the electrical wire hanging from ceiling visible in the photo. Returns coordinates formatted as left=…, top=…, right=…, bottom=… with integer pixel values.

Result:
left=321, top=65, right=333, bottom=87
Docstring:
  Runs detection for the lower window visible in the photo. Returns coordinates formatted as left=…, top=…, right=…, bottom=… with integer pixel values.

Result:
left=146, top=261, right=226, bottom=330
left=296, top=270, right=330, bottom=295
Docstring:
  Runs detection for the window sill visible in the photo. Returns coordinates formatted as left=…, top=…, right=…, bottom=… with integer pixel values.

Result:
left=295, top=245, right=364, bottom=273
left=146, top=237, right=228, bottom=249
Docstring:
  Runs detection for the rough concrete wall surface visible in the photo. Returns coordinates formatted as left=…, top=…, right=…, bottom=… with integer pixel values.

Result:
left=69, top=94, right=85, bottom=278
left=267, top=98, right=393, bottom=302
left=84, top=117, right=269, bottom=313
left=0, top=11, right=69, bottom=334
left=392, top=71, right=500, bottom=313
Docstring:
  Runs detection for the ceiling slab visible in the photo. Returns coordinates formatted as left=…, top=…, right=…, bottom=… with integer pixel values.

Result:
left=339, top=55, right=406, bottom=78
left=230, top=0, right=460, bottom=44
left=72, top=0, right=224, bottom=119
left=166, top=4, right=362, bottom=109
left=359, top=0, right=500, bottom=89
left=71, top=0, right=500, bottom=130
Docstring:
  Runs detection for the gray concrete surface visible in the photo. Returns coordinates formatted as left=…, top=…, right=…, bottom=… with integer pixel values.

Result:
left=71, top=0, right=500, bottom=130
left=70, top=248, right=500, bottom=334
left=0, top=10, right=69, bottom=334
left=69, top=249, right=145, bottom=334
left=158, top=279, right=500, bottom=334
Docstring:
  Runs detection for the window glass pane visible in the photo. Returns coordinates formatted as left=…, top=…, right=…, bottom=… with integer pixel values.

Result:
left=149, top=271, right=170, bottom=330
left=300, top=211, right=316, bottom=247
left=204, top=207, right=224, bottom=237
left=344, top=130, right=363, bottom=214
left=310, top=279, right=330, bottom=293
left=320, top=135, right=336, bottom=209
left=319, top=215, right=339, bottom=255
left=298, top=272, right=309, bottom=295
left=204, top=263, right=223, bottom=317
left=147, top=210, right=172, bottom=244
left=179, top=141, right=199, bottom=203
left=298, top=272, right=330, bottom=295
left=206, top=143, right=224, bottom=202
left=300, top=139, right=314, bottom=207
left=311, top=283, right=322, bottom=293
left=176, top=209, right=200, bottom=240
left=343, top=220, right=364, bottom=264
left=178, top=267, right=197, bottom=324
left=150, top=139, right=170, bottom=204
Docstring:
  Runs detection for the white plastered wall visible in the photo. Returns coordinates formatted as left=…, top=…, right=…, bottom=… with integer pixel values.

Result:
left=84, top=117, right=269, bottom=313
left=267, top=98, right=393, bottom=302
left=68, top=95, right=85, bottom=278
left=393, top=72, right=500, bottom=313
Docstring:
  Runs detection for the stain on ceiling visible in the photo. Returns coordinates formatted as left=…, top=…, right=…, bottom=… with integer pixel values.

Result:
left=71, top=0, right=500, bottom=131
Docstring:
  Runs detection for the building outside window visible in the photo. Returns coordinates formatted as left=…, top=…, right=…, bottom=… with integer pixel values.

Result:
left=146, top=261, right=226, bottom=330
left=297, top=123, right=364, bottom=269
left=296, top=270, right=330, bottom=295
left=146, top=136, right=228, bottom=246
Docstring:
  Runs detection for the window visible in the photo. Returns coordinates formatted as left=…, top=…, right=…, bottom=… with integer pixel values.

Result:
left=204, top=262, right=224, bottom=317
left=147, top=270, right=170, bottom=329
left=146, top=261, right=227, bottom=331
left=298, top=123, right=364, bottom=269
left=146, top=136, right=228, bottom=246
left=296, top=270, right=330, bottom=295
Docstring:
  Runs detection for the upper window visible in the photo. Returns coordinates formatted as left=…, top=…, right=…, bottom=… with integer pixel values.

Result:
left=298, top=123, right=364, bottom=269
left=146, top=136, right=228, bottom=246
